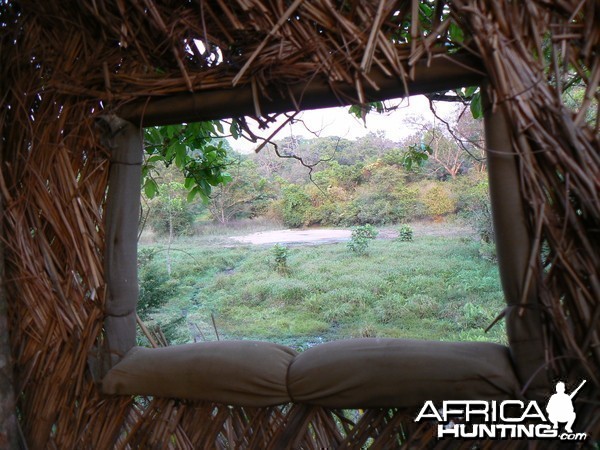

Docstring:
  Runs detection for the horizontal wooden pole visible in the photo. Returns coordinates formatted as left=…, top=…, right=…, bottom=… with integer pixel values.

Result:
left=119, top=54, right=484, bottom=127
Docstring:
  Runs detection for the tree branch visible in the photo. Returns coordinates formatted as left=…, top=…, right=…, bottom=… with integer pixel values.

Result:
left=428, top=98, right=486, bottom=162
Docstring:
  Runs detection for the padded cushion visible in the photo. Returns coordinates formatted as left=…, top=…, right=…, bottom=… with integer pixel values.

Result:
left=102, top=338, right=520, bottom=409
left=287, top=338, right=520, bottom=408
left=102, top=341, right=297, bottom=407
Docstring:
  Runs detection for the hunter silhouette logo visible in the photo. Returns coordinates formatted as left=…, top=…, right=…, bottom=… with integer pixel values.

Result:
left=546, top=380, right=585, bottom=433
left=414, top=379, right=588, bottom=441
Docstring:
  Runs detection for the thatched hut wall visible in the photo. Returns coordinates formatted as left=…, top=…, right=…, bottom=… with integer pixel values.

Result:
left=0, top=1, right=598, bottom=448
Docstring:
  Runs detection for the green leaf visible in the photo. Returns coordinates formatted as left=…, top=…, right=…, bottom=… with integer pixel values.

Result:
left=144, top=179, right=159, bottom=198
left=230, top=120, right=240, bottom=139
left=348, top=104, right=363, bottom=120
left=187, top=187, right=199, bottom=202
left=146, top=155, right=163, bottom=163
left=465, top=86, right=478, bottom=97
left=470, top=92, right=483, bottom=119
left=174, top=142, right=187, bottom=167
left=449, top=23, right=464, bottom=44
left=183, top=177, right=195, bottom=190
left=221, top=172, right=233, bottom=184
left=419, top=3, right=433, bottom=22
left=402, top=143, right=431, bottom=171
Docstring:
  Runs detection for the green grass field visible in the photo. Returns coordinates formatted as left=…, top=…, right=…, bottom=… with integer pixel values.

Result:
left=138, top=226, right=507, bottom=350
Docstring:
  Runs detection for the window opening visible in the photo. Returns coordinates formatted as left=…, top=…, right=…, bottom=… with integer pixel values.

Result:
left=99, top=87, right=528, bottom=409
left=135, top=94, right=506, bottom=350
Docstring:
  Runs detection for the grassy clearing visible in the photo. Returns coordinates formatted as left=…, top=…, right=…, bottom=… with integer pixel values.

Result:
left=139, top=227, right=507, bottom=350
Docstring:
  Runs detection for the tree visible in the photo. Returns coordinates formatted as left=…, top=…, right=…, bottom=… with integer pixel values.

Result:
left=351, top=163, right=418, bottom=224
left=147, top=181, right=193, bottom=275
left=424, top=126, right=467, bottom=180
left=280, top=184, right=312, bottom=228
left=312, top=161, right=364, bottom=192
left=148, top=181, right=194, bottom=237
left=208, top=158, right=274, bottom=224
left=402, top=116, right=482, bottom=180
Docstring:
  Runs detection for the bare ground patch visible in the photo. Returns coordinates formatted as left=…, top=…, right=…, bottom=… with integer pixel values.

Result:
left=229, top=220, right=474, bottom=246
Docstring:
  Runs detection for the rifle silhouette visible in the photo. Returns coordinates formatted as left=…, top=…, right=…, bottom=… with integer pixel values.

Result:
left=569, top=380, right=586, bottom=399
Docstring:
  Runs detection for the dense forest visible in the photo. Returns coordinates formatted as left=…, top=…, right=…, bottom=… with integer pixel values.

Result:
left=144, top=109, right=494, bottom=246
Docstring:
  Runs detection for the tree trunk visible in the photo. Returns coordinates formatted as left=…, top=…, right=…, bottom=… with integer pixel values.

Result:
left=166, top=202, right=173, bottom=277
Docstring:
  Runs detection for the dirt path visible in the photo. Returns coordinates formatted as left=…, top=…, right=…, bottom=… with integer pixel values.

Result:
left=230, top=221, right=474, bottom=246
left=231, top=229, right=351, bottom=245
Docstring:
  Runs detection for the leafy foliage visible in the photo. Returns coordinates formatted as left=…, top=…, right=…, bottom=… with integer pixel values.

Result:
left=208, top=157, right=274, bottom=224
left=453, top=174, right=494, bottom=243
left=271, top=244, right=290, bottom=275
left=137, top=249, right=176, bottom=319
left=280, top=184, right=312, bottom=228
left=422, top=184, right=456, bottom=217
left=348, top=101, right=385, bottom=122
left=142, top=122, right=494, bottom=233
left=402, top=143, right=432, bottom=170
left=147, top=181, right=195, bottom=236
left=347, top=224, right=378, bottom=254
left=143, top=121, right=235, bottom=202
left=398, top=224, right=414, bottom=241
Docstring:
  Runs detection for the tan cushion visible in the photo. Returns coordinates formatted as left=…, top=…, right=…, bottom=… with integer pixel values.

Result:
left=102, top=338, right=520, bottom=409
left=287, top=338, right=519, bottom=408
left=102, top=341, right=297, bottom=407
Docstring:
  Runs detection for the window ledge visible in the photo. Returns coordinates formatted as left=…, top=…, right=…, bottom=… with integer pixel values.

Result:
left=102, top=338, right=520, bottom=408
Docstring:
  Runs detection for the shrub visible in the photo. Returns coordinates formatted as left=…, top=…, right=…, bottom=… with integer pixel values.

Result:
left=313, top=200, right=352, bottom=226
left=395, top=185, right=422, bottom=221
left=271, top=244, right=289, bottom=275
left=280, top=184, right=312, bottom=228
left=398, top=224, right=413, bottom=241
left=353, top=195, right=403, bottom=225
left=478, top=241, right=497, bottom=263
left=138, top=254, right=178, bottom=319
left=454, top=178, right=494, bottom=243
left=422, top=184, right=456, bottom=217
left=347, top=224, right=378, bottom=254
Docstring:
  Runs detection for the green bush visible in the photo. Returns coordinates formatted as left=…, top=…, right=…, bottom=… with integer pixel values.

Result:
left=347, top=224, right=378, bottom=254
left=280, top=184, right=312, bottom=228
left=272, top=244, right=289, bottom=274
left=395, top=185, right=422, bottom=221
left=313, top=200, right=352, bottom=226
left=138, top=251, right=177, bottom=318
left=422, top=184, right=456, bottom=217
left=453, top=177, right=494, bottom=243
left=398, top=224, right=413, bottom=241
left=353, top=195, right=404, bottom=225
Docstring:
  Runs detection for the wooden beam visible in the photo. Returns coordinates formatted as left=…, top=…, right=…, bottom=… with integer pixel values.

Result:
left=99, top=116, right=143, bottom=367
left=119, top=54, right=484, bottom=127
left=483, top=89, right=548, bottom=398
left=0, top=193, right=18, bottom=449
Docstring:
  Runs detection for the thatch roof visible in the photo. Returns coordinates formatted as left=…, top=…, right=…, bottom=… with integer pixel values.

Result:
left=0, top=0, right=598, bottom=448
